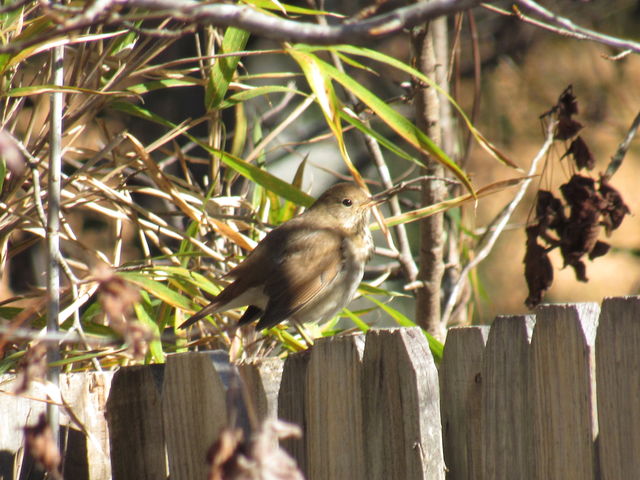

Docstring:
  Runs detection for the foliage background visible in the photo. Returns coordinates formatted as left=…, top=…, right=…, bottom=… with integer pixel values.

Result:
left=0, top=0, right=638, bottom=370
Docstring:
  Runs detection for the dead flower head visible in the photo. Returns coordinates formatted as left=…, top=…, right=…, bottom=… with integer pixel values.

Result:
left=93, top=264, right=140, bottom=320
left=24, top=413, right=62, bottom=480
left=207, top=420, right=303, bottom=480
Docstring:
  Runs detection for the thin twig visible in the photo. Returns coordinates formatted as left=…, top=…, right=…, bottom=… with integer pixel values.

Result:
left=46, top=43, right=64, bottom=443
left=488, top=1, right=640, bottom=54
left=603, top=111, right=640, bottom=181
left=440, top=120, right=557, bottom=325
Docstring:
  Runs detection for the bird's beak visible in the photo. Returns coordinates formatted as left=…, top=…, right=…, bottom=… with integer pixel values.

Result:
left=364, top=192, right=389, bottom=208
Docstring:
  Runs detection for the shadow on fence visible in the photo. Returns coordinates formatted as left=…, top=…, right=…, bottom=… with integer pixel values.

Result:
left=2, top=296, right=640, bottom=479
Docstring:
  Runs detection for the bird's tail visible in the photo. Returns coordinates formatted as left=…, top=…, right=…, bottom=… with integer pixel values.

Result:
left=179, top=303, right=222, bottom=329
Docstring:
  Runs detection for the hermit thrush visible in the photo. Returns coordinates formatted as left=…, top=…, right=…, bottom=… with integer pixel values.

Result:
left=180, top=182, right=383, bottom=331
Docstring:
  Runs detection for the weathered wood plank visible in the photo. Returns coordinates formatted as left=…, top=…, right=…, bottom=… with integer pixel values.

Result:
left=363, top=328, right=445, bottom=480
left=162, top=351, right=231, bottom=480
left=596, top=296, right=640, bottom=480
left=530, top=303, right=599, bottom=480
left=440, top=326, right=489, bottom=480
left=0, top=372, right=113, bottom=480
left=306, top=334, right=365, bottom=480
left=482, top=315, right=535, bottom=480
left=278, top=350, right=311, bottom=476
left=237, top=357, right=284, bottom=424
left=106, top=365, right=165, bottom=480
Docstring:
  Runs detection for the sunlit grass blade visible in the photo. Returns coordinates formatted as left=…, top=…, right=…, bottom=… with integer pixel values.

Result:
left=341, top=308, right=370, bottom=332
left=295, top=51, right=473, bottom=194
left=118, top=272, right=194, bottom=311
left=319, top=44, right=520, bottom=170
left=206, top=27, right=251, bottom=109
left=376, top=177, right=528, bottom=229
left=134, top=294, right=164, bottom=363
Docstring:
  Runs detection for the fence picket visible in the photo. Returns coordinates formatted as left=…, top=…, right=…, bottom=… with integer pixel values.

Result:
left=9, top=296, right=640, bottom=480
left=530, top=303, right=599, bottom=480
left=162, top=351, right=236, bottom=480
left=238, top=357, right=284, bottom=425
left=440, top=326, right=489, bottom=480
left=362, top=327, right=445, bottom=480
left=596, top=296, right=640, bottom=480
left=106, top=365, right=165, bottom=480
left=482, top=315, right=535, bottom=480
left=306, top=334, right=366, bottom=480
left=278, top=349, right=311, bottom=475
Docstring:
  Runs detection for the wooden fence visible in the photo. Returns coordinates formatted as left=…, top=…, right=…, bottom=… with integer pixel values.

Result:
left=2, top=296, right=640, bottom=479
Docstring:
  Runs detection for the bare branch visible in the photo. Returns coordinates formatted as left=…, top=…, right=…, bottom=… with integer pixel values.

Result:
left=604, top=111, right=640, bottom=181
left=508, top=0, right=640, bottom=54
left=126, top=0, right=483, bottom=44
left=0, top=0, right=483, bottom=53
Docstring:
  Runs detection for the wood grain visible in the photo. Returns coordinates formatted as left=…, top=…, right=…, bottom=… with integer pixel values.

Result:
left=596, top=296, right=640, bottom=480
left=362, top=328, right=445, bottom=480
left=306, top=334, right=365, bottom=480
left=440, top=326, right=489, bottom=480
left=106, top=365, right=165, bottom=480
left=482, top=315, right=535, bottom=480
left=530, top=303, right=599, bottom=480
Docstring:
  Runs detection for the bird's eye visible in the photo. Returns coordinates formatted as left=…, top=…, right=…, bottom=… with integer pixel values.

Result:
left=342, top=198, right=353, bottom=207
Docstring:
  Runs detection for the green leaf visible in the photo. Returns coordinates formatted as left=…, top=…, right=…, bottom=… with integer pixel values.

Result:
left=358, top=282, right=410, bottom=298
left=134, top=297, right=165, bottom=363
left=315, top=44, right=519, bottom=170
left=241, top=0, right=344, bottom=16
left=127, top=78, right=201, bottom=95
left=377, top=177, right=525, bottom=229
left=366, top=295, right=443, bottom=363
left=341, top=308, right=370, bottom=332
left=0, top=156, right=5, bottom=193
left=206, top=27, right=251, bottom=109
left=339, top=109, right=418, bottom=164
left=218, top=85, right=305, bottom=109
left=118, top=272, right=193, bottom=310
left=309, top=54, right=473, bottom=194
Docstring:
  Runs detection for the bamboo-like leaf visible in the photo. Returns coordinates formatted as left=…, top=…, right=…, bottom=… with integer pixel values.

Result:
left=293, top=49, right=473, bottom=193
left=376, top=177, right=527, bottom=229
left=288, top=49, right=365, bottom=186
left=341, top=308, right=370, bottom=332
left=126, top=78, right=201, bottom=95
left=206, top=27, right=251, bottom=109
left=318, top=44, right=520, bottom=170
left=134, top=297, right=164, bottom=363
left=339, top=108, right=417, bottom=163
left=118, top=272, right=194, bottom=311
left=218, top=85, right=305, bottom=109
left=7, top=84, right=133, bottom=97
left=242, top=0, right=342, bottom=16
left=358, top=282, right=410, bottom=298
left=0, top=157, right=5, bottom=193
left=366, top=295, right=443, bottom=362
left=230, top=101, right=248, bottom=158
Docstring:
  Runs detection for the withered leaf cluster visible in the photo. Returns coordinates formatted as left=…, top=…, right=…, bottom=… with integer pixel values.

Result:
left=526, top=86, right=630, bottom=308
left=208, top=420, right=304, bottom=480
left=24, top=414, right=62, bottom=480
left=525, top=175, right=629, bottom=308
left=553, top=86, right=595, bottom=170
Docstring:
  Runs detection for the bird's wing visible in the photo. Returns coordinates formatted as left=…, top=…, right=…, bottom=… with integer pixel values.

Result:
left=257, top=226, right=344, bottom=330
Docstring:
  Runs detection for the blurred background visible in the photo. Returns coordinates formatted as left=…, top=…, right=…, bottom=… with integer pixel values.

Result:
left=2, top=0, right=639, bottom=335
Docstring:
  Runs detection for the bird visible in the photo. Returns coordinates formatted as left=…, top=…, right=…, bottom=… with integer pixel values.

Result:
left=180, top=182, right=383, bottom=332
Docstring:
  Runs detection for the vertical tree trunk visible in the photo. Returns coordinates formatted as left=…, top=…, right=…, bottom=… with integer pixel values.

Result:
left=412, top=14, right=452, bottom=341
